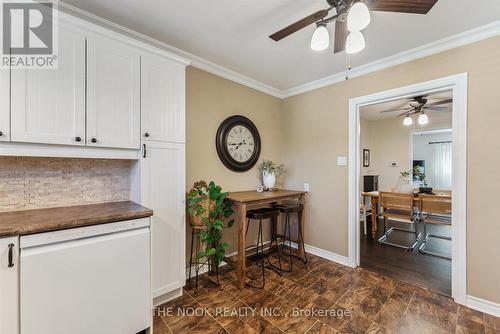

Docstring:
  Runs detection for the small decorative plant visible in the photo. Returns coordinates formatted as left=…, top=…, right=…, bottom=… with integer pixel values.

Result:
left=413, top=166, right=427, bottom=186
left=259, top=160, right=284, bottom=189
left=187, top=181, right=234, bottom=266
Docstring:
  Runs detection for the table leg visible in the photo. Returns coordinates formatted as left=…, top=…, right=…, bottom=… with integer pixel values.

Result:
left=297, top=195, right=306, bottom=259
left=236, top=203, right=247, bottom=289
left=371, top=197, right=378, bottom=239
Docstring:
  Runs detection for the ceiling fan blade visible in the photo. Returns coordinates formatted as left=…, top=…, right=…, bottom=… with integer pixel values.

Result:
left=334, top=19, right=347, bottom=54
left=424, top=106, right=448, bottom=112
left=398, top=110, right=416, bottom=117
left=426, top=98, right=452, bottom=107
left=366, top=0, right=438, bottom=14
left=269, top=10, right=329, bottom=41
left=380, top=107, right=412, bottom=113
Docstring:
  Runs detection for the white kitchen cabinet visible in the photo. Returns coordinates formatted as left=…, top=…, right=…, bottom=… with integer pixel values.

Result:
left=141, top=54, right=186, bottom=143
left=0, top=68, right=9, bottom=142
left=10, top=24, right=86, bottom=146
left=86, top=36, right=141, bottom=149
left=0, top=237, right=19, bottom=334
left=140, top=141, right=185, bottom=298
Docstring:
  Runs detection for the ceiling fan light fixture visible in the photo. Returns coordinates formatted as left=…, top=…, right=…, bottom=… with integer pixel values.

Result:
left=403, top=115, right=413, bottom=126
left=310, top=23, right=330, bottom=51
left=418, top=113, right=429, bottom=125
left=347, top=1, right=371, bottom=32
left=346, top=31, right=365, bottom=54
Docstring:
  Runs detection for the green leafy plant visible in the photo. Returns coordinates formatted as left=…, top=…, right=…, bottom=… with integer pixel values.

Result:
left=400, top=170, right=411, bottom=178
left=259, top=160, right=285, bottom=176
left=413, top=166, right=427, bottom=186
left=187, top=181, right=234, bottom=266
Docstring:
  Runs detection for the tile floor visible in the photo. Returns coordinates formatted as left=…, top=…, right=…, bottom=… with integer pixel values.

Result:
left=154, top=252, right=500, bottom=334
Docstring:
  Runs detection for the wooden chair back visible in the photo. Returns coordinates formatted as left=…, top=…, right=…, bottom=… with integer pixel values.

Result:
left=380, top=192, right=414, bottom=213
left=420, top=194, right=452, bottom=216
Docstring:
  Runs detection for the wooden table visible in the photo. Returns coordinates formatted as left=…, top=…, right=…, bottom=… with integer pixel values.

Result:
left=226, top=189, right=307, bottom=289
left=361, top=191, right=451, bottom=239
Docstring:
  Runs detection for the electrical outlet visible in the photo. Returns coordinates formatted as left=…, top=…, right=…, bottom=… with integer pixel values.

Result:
left=304, top=183, right=310, bottom=192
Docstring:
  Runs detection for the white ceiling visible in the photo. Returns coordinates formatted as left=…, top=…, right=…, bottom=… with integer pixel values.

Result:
left=360, top=91, right=452, bottom=121
left=62, top=0, right=500, bottom=91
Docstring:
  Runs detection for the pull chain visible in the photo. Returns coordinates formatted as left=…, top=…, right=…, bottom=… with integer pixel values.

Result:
left=345, top=53, right=352, bottom=80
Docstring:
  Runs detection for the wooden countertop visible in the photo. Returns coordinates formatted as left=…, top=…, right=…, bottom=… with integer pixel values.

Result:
left=227, top=189, right=306, bottom=204
left=0, top=201, right=153, bottom=238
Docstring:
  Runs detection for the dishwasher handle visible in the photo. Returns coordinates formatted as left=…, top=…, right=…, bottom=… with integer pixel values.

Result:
left=8, top=243, right=14, bottom=267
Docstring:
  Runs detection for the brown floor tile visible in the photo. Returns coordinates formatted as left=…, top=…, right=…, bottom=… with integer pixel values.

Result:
left=306, top=321, right=337, bottom=334
left=188, top=316, right=228, bottom=333
left=211, top=301, right=248, bottom=327
left=241, top=312, right=283, bottom=333
left=407, top=293, right=457, bottom=332
left=374, top=298, right=406, bottom=330
left=456, top=316, right=485, bottom=334
left=242, top=289, right=278, bottom=311
left=277, top=282, right=321, bottom=309
left=337, top=290, right=366, bottom=310
left=297, top=273, right=319, bottom=288
left=485, top=314, right=500, bottom=330
left=394, top=314, right=451, bottom=334
left=337, top=321, right=366, bottom=334
left=366, top=322, right=393, bottom=334
left=459, top=305, right=485, bottom=325
left=413, top=288, right=458, bottom=314
left=314, top=304, right=351, bottom=330
left=153, top=316, right=171, bottom=334
left=225, top=318, right=258, bottom=334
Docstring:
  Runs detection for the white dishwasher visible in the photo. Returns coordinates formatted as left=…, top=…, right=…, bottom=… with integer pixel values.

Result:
left=19, top=218, right=151, bottom=334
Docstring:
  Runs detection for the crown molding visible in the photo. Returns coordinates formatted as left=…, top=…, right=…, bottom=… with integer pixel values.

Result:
left=57, top=1, right=500, bottom=100
left=58, top=1, right=284, bottom=99
left=282, top=20, right=500, bottom=98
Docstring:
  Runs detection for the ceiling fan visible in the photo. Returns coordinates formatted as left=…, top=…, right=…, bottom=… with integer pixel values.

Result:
left=380, top=95, right=452, bottom=126
left=269, top=0, right=438, bottom=54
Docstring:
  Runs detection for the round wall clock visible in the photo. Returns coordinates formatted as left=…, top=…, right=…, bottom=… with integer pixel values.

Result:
left=216, top=115, right=261, bottom=172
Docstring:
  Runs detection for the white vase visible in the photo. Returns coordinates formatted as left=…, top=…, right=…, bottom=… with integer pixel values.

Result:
left=262, top=171, right=276, bottom=189
left=396, top=176, right=413, bottom=193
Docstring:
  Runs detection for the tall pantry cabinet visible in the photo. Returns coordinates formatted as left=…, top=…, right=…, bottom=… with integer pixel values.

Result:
left=137, top=54, right=187, bottom=304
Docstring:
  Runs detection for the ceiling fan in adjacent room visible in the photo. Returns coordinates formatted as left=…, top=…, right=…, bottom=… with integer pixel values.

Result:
left=380, top=95, right=452, bottom=126
left=269, top=0, right=438, bottom=54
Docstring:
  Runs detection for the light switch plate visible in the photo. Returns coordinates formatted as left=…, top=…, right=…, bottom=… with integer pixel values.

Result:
left=304, top=183, right=310, bottom=192
left=337, top=156, right=348, bottom=166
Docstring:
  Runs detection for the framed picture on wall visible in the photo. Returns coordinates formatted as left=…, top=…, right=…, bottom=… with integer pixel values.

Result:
left=363, top=149, right=370, bottom=167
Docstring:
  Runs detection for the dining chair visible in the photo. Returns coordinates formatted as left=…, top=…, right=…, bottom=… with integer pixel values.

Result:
left=418, top=194, right=452, bottom=259
left=378, top=191, right=421, bottom=250
left=360, top=195, right=372, bottom=235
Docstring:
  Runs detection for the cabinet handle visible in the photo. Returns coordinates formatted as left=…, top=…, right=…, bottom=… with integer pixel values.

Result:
left=144, top=132, right=150, bottom=138
left=91, top=138, right=97, bottom=143
left=75, top=136, right=82, bottom=142
left=0, top=131, right=3, bottom=137
left=8, top=243, right=14, bottom=268
left=143, top=143, right=147, bottom=158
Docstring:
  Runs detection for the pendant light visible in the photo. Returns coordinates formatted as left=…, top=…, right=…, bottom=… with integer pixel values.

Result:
left=310, top=23, right=329, bottom=51
left=346, top=31, right=365, bottom=54
left=403, top=115, right=413, bottom=126
left=347, top=1, right=371, bottom=32
left=418, top=113, right=429, bottom=125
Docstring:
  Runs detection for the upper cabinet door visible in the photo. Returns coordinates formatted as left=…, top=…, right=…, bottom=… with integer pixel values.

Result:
left=141, top=54, right=185, bottom=143
left=10, top=24, right=85, bottom=146
left=0, top=67, right=9, bottom=142
left=86, top=36, right=141, bottom=149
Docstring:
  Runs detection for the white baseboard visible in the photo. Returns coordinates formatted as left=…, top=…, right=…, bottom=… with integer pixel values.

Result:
left=467, top=295, right=500, bottom=317
left=288, top=241, right=353, bottom=268
left=153, top=288, right=183, bottom=307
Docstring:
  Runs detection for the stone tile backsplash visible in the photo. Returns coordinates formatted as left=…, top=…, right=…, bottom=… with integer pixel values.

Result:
left=0, top=157, right=131, bottom=212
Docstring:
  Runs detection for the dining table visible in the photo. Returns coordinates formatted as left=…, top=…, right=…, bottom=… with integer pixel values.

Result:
left=361, top=190, right=451, bottom=239
left=226, top=189, right=307, bottom=289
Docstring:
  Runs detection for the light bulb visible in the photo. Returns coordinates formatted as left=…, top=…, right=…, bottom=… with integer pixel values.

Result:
left=347, top=2, right=371, bottom=32
left=346, top=31, right=365, bottom=54
left=403, top=116, right=413, bottom=126
left=310, top=24, right=329, bottom=51
left=418, top=113, right=429, bottom=125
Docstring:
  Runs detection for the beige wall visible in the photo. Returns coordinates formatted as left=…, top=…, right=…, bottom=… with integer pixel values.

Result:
left=186, top=67, right=283, bottom=255
left=280, top=35, right=500, bottom=303
left=360, top=112, right=452, bottom=191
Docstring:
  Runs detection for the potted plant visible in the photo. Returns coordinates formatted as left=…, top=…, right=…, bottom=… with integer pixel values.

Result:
left=396, top=170, right=413, bottom=193
left=259, top=160, right=284, bottom=190
left=413, top=166, right=432, bottom=193
left=187, top=181, right=234, bottom=266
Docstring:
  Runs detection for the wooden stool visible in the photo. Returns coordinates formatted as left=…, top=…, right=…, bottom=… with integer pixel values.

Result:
left=188, top=226, right=219, bottom=291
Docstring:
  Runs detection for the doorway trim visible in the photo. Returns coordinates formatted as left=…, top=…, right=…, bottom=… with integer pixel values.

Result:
left=348, top=73, right=468, bottom=304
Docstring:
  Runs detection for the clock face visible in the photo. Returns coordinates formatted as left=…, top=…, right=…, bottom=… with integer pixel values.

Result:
left=226, top=125, right=256, bottom=163
left=216, top=116, right=261, bottom=172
